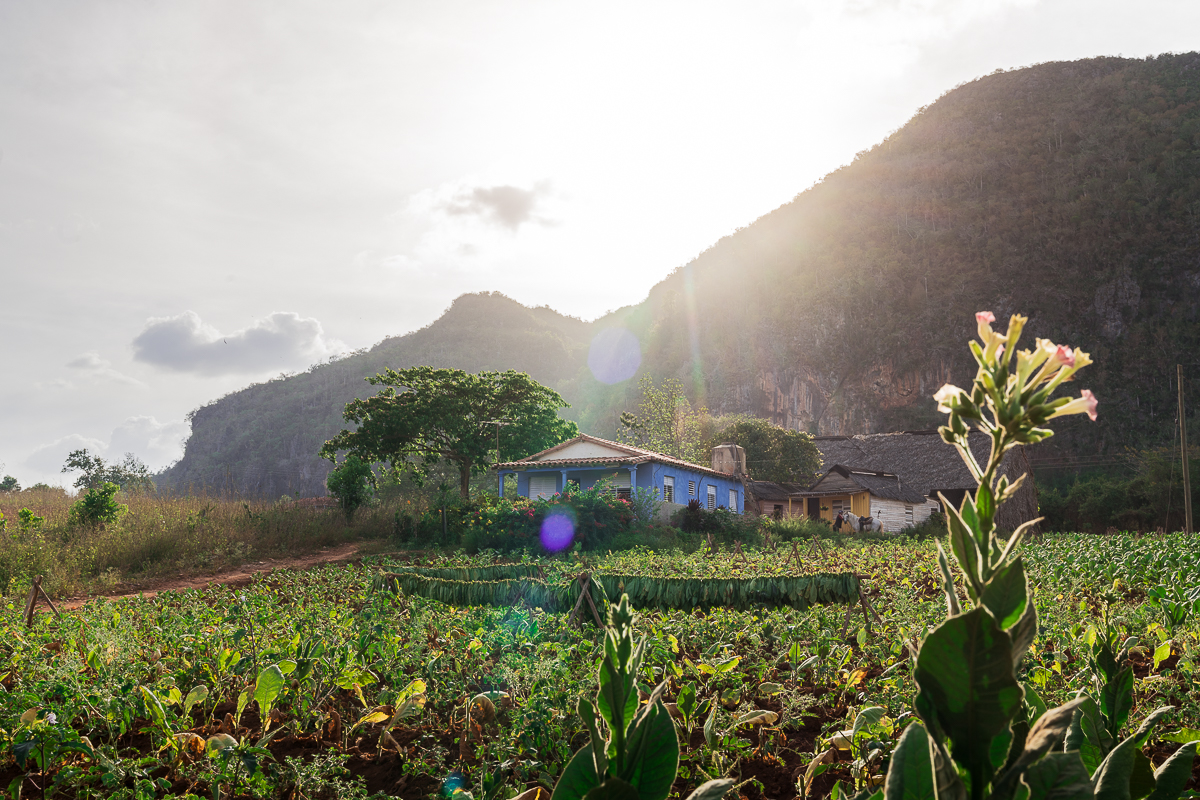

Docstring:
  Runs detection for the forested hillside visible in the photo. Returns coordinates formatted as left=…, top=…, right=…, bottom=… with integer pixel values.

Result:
left=580, top=52, right=1200, bottom=457
left=163, top=53, right=1200, bottom=497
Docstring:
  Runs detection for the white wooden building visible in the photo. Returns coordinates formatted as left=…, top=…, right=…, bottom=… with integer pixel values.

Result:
left=794, top=464, right=940, bottom=532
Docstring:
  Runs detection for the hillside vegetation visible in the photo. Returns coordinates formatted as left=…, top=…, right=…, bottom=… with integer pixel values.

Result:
left=164, top=53, right=1200, bottom=497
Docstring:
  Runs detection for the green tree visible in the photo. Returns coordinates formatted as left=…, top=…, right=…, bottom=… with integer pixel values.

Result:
left=68, top=482, right=128, bottom=529
left=320, top=367, right=578, bottom=500
left=617, top=376, right=707, bottom=464
left=62, top=450, right=154, bottom=493
left=326, top=454, right=376, bottom=520
left=0, top=475, right=19, bottom=492
left=706, top=416, right=822, bottom=483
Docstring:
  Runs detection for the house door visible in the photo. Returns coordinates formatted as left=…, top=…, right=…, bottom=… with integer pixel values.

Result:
left=807, top=497, right=820, bottom=519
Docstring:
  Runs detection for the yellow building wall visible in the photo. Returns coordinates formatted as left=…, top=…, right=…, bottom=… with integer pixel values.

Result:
left=817, top=493, right=871, bottom=522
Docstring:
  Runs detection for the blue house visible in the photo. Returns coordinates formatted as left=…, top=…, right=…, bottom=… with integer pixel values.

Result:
left=495, top=434, right=745, bottom=514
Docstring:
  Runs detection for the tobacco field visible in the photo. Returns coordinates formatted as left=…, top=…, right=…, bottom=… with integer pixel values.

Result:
left=2, top=533, right=1199, bottom=800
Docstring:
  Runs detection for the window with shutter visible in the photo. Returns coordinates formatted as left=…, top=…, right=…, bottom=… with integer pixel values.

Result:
left=728, top=489, right=737, bottom=511
left=688, top=479, right=696, bottom=496
left=663, top=476, right=674, bottom=503
left=706, top=485, right=716, bottom=510
left=529, top=474, right=556, bottom=499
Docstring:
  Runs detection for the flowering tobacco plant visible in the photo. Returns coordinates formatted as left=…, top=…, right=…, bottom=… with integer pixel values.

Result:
left=869, top=313, right=1197, bottom=800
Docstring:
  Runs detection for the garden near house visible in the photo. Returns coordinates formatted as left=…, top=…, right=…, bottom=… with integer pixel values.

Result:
left=2, top=312, right=1199, bottom=800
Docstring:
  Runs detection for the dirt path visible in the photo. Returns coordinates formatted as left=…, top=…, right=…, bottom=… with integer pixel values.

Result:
left=53, top=541, right=364, bottom=611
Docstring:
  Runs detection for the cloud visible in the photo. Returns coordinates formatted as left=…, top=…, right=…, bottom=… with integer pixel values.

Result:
left=108, top=415, right=190, bottom=468
left=21, top=416, right=190, bottom=485
left=66, top=351, right=143, bottom=385
left=442, top=183, right=553, bottom=230
left=131, top=310, right=345, bottom=376
left=24, top=433, right=106, bottom=476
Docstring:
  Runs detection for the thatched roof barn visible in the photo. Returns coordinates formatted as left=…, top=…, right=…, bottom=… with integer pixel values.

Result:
left=743, top=480, right=812, bottom=517
left=812, top=430, right=1039, bottom=532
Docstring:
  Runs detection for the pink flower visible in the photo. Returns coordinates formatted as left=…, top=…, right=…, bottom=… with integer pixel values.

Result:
left=1053, top=345, right=1075, bottom=367
left=1048, top=389, right=1099, bottom=422
left=975, top=311, right=996, bottom=324
left=1082, top=389, right=1098, bottom=421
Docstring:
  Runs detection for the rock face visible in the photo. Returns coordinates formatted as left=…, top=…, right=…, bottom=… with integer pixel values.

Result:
left=587, top=53, right=1200, bottom=454
left=163, top=54, right=1200, bottom=496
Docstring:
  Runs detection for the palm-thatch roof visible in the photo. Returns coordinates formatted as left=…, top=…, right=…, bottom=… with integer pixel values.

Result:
left=802, top=465, right=931, bottom=504
left=744, top=481, right=811, bottom=503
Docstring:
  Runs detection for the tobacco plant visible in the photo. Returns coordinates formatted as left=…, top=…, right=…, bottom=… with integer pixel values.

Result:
left=551, top=594, right=734, bottom=800
left=874, top=312, right=1198, bottom=800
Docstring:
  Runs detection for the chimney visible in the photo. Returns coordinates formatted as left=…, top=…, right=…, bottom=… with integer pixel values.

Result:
left=711, top=444, right=746, bottom=477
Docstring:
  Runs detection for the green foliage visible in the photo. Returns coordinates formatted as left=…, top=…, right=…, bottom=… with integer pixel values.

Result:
left=674, top=499, right=758, bottom=543
left=61, top=449, right=154, bottom=493
left=452, top=482, right=636, bottom=552
left=705, top=416, right=821, bottom=483
left=617, top=376, right=708, bottom=464
left=17, top=507, right=45, bottom=532
left=325, top=454, right=376, bottom=520
left=67, top=482, right=128, bottom=529
left=321, top=367, right=578, bottom=499
left=0, top=475, right=19, bottom=492
left=1037, top=450, right=1200, bottom=532
left=880, top=312, right=1194, bottom=800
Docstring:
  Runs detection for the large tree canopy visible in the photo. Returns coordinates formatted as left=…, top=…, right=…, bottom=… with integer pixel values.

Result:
left=705, top=416, right=821, bottom=484
left=320, top=367, right=578, bottom=499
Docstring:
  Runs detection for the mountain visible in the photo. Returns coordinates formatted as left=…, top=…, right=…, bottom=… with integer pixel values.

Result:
left=162, top=53, right=1200, bottom=497
left=583, top=52, right=1200, bottom=456
left=157, top=293, right=591, bottom=497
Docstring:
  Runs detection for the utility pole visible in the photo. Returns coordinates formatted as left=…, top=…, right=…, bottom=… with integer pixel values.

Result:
left=1179, top=364, right=1193, bottom=534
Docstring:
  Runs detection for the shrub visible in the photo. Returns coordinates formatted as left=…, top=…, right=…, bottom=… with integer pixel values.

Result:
left=68, top=482, right=127, bottom=529
left=326, top=454, right=376, bottom=520
left=673, top=499, right=759, bottom=543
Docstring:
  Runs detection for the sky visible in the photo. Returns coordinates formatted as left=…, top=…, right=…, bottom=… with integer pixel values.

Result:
left=2, top=0, right=1198, bottom=488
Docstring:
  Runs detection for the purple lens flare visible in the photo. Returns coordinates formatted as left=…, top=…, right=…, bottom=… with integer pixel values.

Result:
left=587, top=327, right=641, bottom=385
left=539, top=511, right=575, bottom=552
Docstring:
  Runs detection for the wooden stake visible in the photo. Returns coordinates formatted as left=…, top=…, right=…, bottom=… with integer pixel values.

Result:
left=23, top=578, right=39, bottom=628
left=733, top=541, right=749, bottom=565
left=1180, top=364, right=1193, bottom=535
left=789, top=541, right=802, bottom=570
left=23, top=576, right=60, bottom=628
left=568, top=573, right=605, bottom=628
left=567, top=573, right=589, bottom=627
left=838, top=600, right=857, bottom=640
left=858, top=587, right=874, bottom=637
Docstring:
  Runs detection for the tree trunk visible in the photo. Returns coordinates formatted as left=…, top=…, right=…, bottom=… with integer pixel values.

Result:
left=459, top=460, right=472, bottom=500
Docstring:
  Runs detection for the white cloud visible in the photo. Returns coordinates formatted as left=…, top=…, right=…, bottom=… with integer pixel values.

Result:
left=22, top=416, right=189, bottom=484
left=66, top=351, right=143, bottom=385
left=24, top=433, right=106, bottom=476
left=442, top=183, right=555, bottom=230
left=131, top=310, right=346, bottom=376
left=108, top=415, right=190, bottom=469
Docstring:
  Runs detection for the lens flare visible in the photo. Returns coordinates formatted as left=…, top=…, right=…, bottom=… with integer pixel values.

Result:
left=540, top=511, right=576, bottom=552
left=441, top=770, right=467, bottom=797
left=587, top=327, right=641, bottom=384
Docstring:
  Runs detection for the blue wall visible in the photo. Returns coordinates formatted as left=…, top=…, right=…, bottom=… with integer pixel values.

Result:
left=506, top=461, right=743, bottom=514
